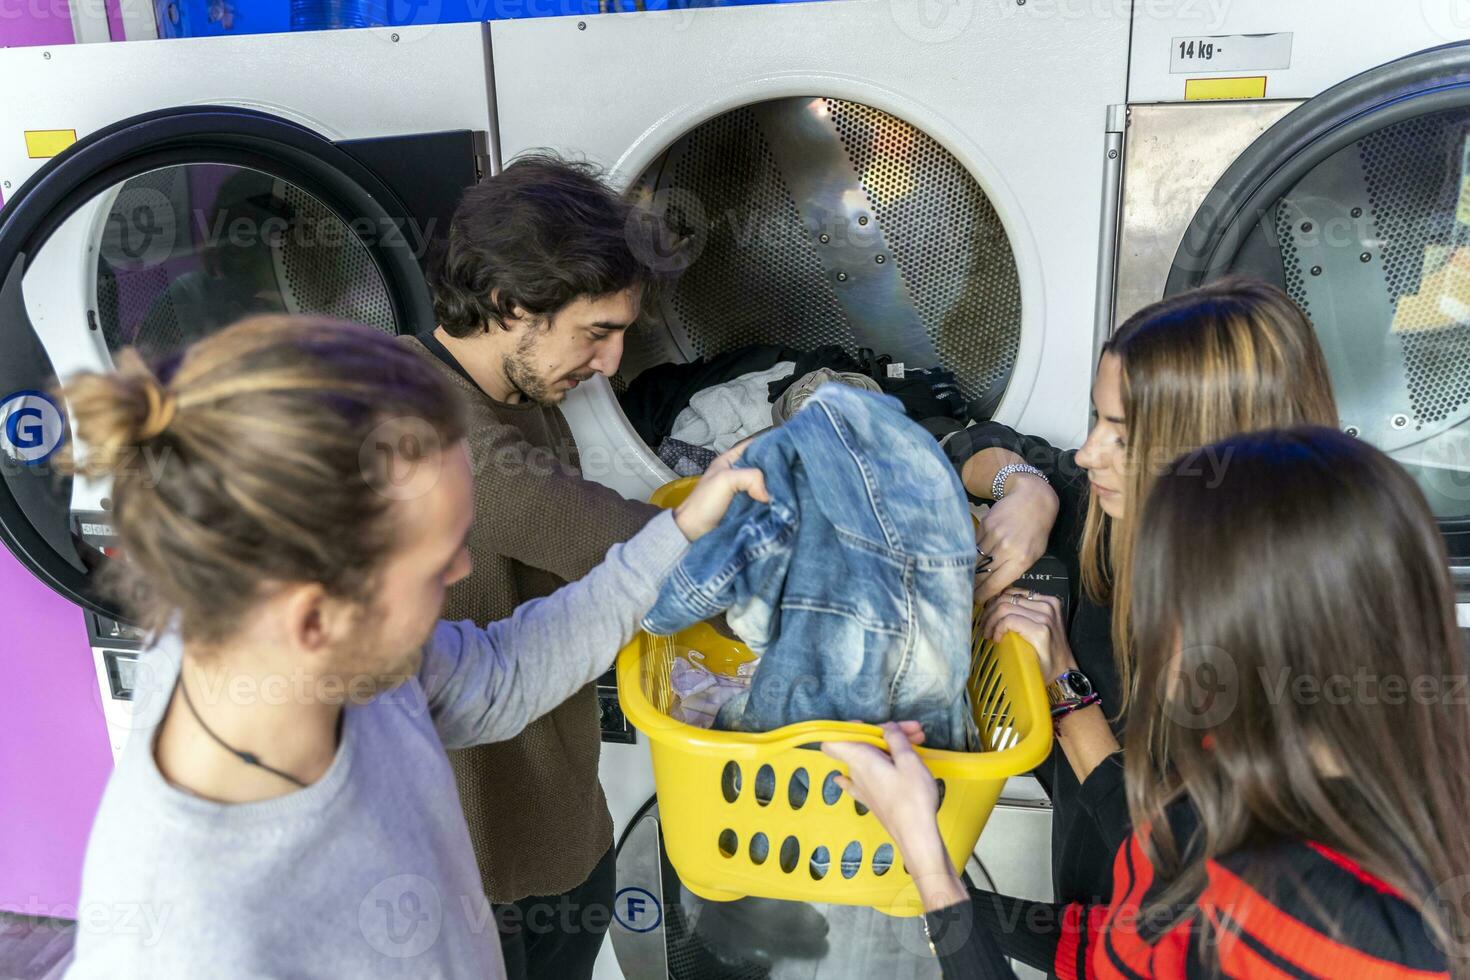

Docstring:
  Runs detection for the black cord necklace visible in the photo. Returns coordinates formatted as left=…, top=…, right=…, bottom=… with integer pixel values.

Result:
left=178, top=672, right=308, bottom=789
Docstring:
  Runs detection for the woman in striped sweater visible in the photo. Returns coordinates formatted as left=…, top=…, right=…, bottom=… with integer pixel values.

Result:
left=827, top=427, right=1470, bottom=979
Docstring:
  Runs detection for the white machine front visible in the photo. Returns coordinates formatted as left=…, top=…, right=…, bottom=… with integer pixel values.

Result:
left=493, top=0, right=1132, bottom=501
left=0, top=24, right=494, bottom=757
left=1116, top=0, right=1470, bottom=587
left=489, top=4, right=1129, bottom=977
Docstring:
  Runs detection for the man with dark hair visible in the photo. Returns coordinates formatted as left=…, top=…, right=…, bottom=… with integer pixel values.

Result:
left=401, top=153, right=662, bottom=980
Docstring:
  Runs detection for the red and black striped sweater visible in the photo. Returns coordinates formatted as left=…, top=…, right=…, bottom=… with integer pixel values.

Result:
left=924, top=831, right=1448, bottom=979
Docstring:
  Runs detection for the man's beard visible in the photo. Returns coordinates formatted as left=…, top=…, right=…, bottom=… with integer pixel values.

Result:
left=504, top=331, right=561, bottom=405
left=503, top=330, right=596, bottom=405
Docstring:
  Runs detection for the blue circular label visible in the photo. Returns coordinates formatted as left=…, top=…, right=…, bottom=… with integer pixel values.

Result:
left=613, top=886, right=663, bottom=933
left=0, top=390, right=66, bottom=465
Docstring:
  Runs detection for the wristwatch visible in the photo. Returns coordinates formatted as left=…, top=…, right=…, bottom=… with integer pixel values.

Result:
left=1047, top=669, right=1095, bottom=714
left=992, top=462, right=1047, bottom=501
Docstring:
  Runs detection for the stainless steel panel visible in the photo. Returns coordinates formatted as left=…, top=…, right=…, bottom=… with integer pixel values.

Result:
left=1113, top=101, right=1300, bottom=328
left=611, top=807, right=671, bottom=980
left=1093, top=105, right=1125, bottom=364
left=751, top=99, right=935, bottom=368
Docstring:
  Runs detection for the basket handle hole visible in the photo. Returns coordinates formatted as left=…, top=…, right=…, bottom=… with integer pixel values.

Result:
left=755, top=765, right=776, bottom=807
left=720, top=761, right=742, bottom=804
left=749, top=832, right=770, bottom=865
left=788, top=768, right=810, bottom=810
left=873, top=843, right=895, bottom=877
left=779, top=836, right=801, bottom=874
left=935, top=778, right=946, bottom=811
left=841, top=842, right=863, bottom=880
left=821, top=771, right=843, bottom=805
left=809, top=846, right=831, bottom=880
left=718, top=829, right=738, bottom=859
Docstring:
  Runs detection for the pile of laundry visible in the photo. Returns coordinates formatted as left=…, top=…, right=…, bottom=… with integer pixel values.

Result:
left=668, top=652, right=757, bottom=729
left=619, top=343, right=975, bottom=475
left=643, top=383, right=979, bottom=751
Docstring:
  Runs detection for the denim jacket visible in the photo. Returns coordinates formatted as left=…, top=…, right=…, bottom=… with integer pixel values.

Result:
left=642, top=383, right=979, bottom=750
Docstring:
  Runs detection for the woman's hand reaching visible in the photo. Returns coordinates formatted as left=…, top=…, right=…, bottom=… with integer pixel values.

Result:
left=974, top=475, right=1059, bottom=604
left=821, top=722, right=969, bottom=913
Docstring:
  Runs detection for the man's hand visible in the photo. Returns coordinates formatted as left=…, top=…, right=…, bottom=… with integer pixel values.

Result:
left=672, top=440, right=770, bottom=541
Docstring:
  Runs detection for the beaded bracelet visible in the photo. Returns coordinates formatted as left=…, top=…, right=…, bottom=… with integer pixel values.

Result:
left=1051, top=692, right=1102, bottom=723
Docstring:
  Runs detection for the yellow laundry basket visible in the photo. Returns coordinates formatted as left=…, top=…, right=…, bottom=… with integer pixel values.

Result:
left=615, top=477, right=1054, bottom=917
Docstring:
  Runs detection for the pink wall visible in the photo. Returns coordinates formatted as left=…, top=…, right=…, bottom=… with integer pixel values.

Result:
left=0, top=0, right=77, bottom=47
left=0, top=546, right=111, bottom=917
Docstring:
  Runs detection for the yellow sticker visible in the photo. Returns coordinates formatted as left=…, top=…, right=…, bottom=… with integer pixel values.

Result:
left=1183, top=77, right=1268, bottom=101
left=24, top=129, right=77, bottom=159
left=1457, top=175, right=1470, bottom=225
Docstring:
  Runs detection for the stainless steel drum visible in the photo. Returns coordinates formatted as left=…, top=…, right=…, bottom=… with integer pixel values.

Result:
left=620, top=97, right=1023, bottom=416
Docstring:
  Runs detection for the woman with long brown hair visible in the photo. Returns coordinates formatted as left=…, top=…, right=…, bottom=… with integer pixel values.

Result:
left=950, top=278, right=1338, bottom=904
left=829, top=427, right=1470, bottom=978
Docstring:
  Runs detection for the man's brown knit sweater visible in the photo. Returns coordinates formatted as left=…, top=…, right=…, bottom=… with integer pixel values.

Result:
left=401, top=335, right=659, bottom=904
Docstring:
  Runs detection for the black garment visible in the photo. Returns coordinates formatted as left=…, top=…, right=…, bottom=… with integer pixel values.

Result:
left=415, top=328, right=478, bottom=387
left=495, top=845, right=616, bottom=980
left=621, top=344, right=813, bottom=446
left=877, top=367, right=966, bottom=423
left=769, top=349, right=968, bottom=428
left=943, top=422, right=1128, bottom=905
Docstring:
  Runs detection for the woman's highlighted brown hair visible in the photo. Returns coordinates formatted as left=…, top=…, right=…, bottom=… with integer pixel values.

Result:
left=59, top=316, right=466, bottom=643
left=1081, top=277, right=1338, bottom=707
left=1128, top=427, right=1470, bottom=965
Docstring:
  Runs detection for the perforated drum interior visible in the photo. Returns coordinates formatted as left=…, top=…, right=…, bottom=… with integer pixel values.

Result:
left=621, top=97, right=1022, bottom=416
left=1216, top=106, right=1470, bottom=521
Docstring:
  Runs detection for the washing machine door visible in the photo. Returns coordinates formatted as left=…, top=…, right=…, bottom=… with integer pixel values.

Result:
left=1164, top=42, right=1470, bottom=560
left=610, top=795, right=954, bottom=980
left=0, top=105, right=452, bottom=614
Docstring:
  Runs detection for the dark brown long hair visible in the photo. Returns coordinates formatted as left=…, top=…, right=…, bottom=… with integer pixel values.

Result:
left=1083, top=278, right=1339, bottom=706
left=1127, top=426, right=1470, bottom=968
left=433, top=153, right=659, bottom=337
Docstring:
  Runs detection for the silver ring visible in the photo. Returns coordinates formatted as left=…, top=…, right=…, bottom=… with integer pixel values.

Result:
left=1026, top=590, right=1036, bottom=601
left=1010, top=594, right=1020, bottom=606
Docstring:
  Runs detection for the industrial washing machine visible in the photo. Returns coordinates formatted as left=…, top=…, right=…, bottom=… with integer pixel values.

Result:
left=488, top=2, right=1130, bottom=975
left=0, top=4, right=1127, bottom=974
left=0, top=23, right=492, bottom=911
left=1113, top=0, right=1470, bottom=582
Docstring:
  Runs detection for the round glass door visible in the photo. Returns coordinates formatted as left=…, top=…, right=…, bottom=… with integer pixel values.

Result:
left=1164, top=47, right=1470, bottom=557
left=95, top=163, right=398, bottom=362
left=0, top=161, right=404, bottom=613
left=1219, top=107, right=1470, bottom=522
